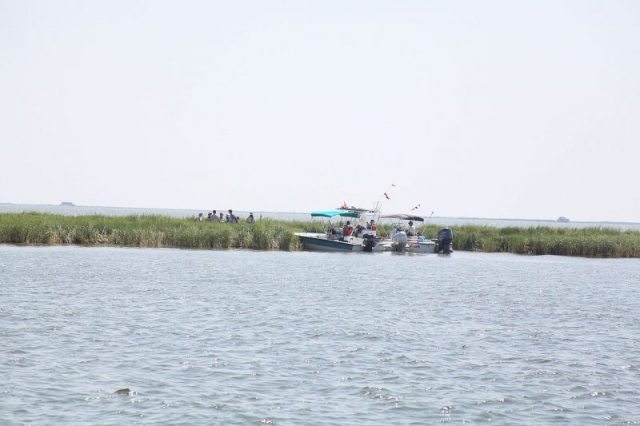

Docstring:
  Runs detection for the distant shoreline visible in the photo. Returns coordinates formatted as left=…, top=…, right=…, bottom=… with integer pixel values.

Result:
left=1, top=202, right=639, bottom=230
left=1, top=212, right=639, bottom=258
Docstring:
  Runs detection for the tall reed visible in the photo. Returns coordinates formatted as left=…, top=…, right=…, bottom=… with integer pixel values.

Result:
left=0, top=213, right=300, bottom=250
left=416, top=224, right=640, bottom=258
left=2, top=213, right=639, bottom=257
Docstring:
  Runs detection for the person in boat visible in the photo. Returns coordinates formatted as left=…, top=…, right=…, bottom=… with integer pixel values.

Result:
left=406, top=220, right=416, bottom=237
left=368, top=220, right=377, bottom=234
left=343, top=221, right=354, bottom=237
left=247, top=212, right=255, bottom=224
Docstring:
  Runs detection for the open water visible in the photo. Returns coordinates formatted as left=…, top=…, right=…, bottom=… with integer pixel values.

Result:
left=1, top=245, right=640, bottom=424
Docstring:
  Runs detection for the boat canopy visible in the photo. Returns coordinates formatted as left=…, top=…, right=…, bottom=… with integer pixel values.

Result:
left=311, top=209, right=361, bottom=218
left=380, top=214, right=425, bottom=222
left=337, top=206, right=374, bottom=213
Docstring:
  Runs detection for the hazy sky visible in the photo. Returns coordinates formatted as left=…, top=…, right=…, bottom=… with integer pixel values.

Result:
left=1, top=0, right=639, bottom=221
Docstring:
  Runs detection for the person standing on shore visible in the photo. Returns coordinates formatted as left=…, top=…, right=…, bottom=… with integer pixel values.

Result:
left=211, top=210, right=219, bottom=222
left=247, top=213, right=255, bottom=224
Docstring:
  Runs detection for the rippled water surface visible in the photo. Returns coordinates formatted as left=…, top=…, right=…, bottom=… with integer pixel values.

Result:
left=2, top=245, right=640, bottom=424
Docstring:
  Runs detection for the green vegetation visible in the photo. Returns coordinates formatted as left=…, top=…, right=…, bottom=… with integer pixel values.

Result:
left=0, top=213, right=310, bottom=250
left=1, top=213, right=639, bottom=258
left=416, top=224, right=640, bottom=258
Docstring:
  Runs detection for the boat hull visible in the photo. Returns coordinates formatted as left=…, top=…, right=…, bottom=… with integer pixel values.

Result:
left=379, top=240, right=437, bottom=253
left=296, top=233, right=363, bottom=252
left=408, top=241, right=436, bottom=253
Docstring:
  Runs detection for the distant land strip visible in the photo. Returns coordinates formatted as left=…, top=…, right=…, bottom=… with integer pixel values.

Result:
left=1, top=213, right=639, bottom=258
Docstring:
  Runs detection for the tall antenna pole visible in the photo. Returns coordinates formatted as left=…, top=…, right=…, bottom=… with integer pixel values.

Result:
left=425, top=211, right=434, bottom=226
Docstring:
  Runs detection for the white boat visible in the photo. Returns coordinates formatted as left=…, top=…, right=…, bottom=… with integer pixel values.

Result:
left=295, top=208, right=381, bottom=252
left=382, top=233, right=438, bottom=253
left=380, top=214, right=453, bottom=254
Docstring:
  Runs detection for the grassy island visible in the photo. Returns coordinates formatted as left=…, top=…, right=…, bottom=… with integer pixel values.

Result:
left=443, top=224, right=640, bottom=258
left=1, top=213, right=639, bottom=258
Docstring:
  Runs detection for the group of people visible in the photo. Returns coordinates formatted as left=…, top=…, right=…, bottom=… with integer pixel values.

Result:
left=393, top=220, right=417, bottom=236
left=342, top=219, right=378, bottom=237
left=195, top=209, right=255, bottom=224
left=341, top=219, right=418, bottom=238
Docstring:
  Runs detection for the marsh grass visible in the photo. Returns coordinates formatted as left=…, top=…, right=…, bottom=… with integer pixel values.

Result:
left=1, top=213, right=639, bottom=257
left=415, top=224, right=640, bottom=258
left=0, top=213, right=302, bottom=250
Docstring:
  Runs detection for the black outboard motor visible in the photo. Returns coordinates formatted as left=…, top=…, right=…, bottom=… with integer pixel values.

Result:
left=435, top=228, right=454, bottom=254
left=362, top=234, right=377, bottom=252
